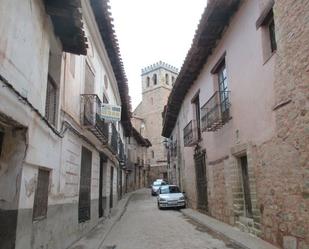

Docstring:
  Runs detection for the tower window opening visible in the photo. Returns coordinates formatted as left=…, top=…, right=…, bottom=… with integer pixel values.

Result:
left=147, top=76, right=150, bottom=87
left=165, top=74, right=169, bottom=85
left=153, top=74, right=157, bottom=85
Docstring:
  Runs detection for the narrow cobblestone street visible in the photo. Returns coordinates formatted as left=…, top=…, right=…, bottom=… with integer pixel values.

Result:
left=1, top=0, right=308, bottom=248
left=101, top=189, right=240, bottom=249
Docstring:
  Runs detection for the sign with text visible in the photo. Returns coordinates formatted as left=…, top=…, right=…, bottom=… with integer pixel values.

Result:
left=100, top=104, right=121, bottom=122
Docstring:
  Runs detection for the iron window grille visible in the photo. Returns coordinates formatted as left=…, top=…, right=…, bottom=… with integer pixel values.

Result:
left=183, top=120, right=199, bottom=147
left=201, top=91, right=231, bottom=132
left=110, top=123, right=118, bottom=154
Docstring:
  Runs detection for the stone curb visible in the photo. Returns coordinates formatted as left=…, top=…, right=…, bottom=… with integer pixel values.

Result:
left=180, top=209, right=280, bottom=249
left=67, top=191, right=135, bottom=249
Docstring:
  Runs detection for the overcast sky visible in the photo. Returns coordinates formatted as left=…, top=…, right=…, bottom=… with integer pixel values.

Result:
left=109, top=0, right=207, bottom=109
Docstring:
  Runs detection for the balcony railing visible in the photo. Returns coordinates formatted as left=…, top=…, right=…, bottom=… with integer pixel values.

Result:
left=201, top=91, right=231, bottom=132
left=118, top=138, right=125, bottom=162
left=81, top=94, right=109, bottom=144
left=183, top=120, right=199, bottom=147
left=110, top=123, right=118, bottom=154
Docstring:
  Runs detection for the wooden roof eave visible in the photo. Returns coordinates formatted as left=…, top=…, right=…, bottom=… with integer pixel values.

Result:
left=44, top=0, right=88, bottom=55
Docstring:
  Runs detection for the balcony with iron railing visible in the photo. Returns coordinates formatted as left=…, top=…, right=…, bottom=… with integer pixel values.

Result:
left=118, top=138, right=125, bottom=162
left=81, top=94, right=109, bottom=144
left=110, top=123, right=118, bottom=155
left=183, top=120, right=199, bottom=147
left=201, top=91, right=231, bottom=132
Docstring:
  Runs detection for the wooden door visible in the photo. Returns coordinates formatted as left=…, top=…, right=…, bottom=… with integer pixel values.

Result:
left=99, top=154, right=107, bottom=218
left=194, top=148, right=208, bottom=212
left=110, top=167, right=114, bottom=209
left=78, top=147, right=92, bottom=222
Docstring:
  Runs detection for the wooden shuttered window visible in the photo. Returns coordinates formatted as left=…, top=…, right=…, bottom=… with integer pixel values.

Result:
left=33, top=169, right=50, bottom=221
left=78, top=146, right=92, bottom=223
left=84, top=63, right=95, bottom=94
left=45, top=75, right=57, bottom=126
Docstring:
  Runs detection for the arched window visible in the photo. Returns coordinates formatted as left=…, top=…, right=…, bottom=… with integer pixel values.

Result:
left=165, top=74, right=169, bottom=85
left=171, top=76, right=175, bottom=86
left=153, top=74, right=157, bottom=85
left=151, top=150, right=154, bottom=158
left=146, top=76, right=150, bottom=87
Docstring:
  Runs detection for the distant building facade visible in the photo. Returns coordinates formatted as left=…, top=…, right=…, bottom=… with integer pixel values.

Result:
left=162, top=1, right=309, bottom=249
left=125, top=128, right=152, bottom=192
left=133, top=62, right=178, bottom=183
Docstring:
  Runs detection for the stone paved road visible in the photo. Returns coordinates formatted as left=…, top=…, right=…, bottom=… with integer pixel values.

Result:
left=101, top=189, right=241, bottom=249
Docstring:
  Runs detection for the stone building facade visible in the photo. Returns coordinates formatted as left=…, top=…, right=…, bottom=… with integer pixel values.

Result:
left=133, top=62, right=178, bottom=183
left=0, top=1, right=144, bottom=248
left=162, top=1, right=308, bottom=249
left=255, top=0, right=309, bottom=248
left=125, top=128, right=151, bottom=192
